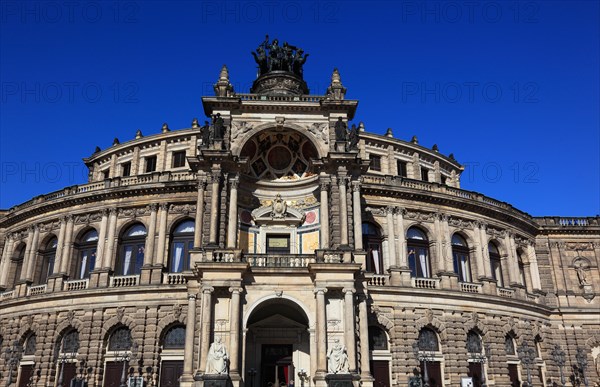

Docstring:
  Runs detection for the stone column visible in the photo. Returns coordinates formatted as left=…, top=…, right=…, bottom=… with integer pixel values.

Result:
left=24, top=225, right=39, bottom=281
left=95, top=210, right=109, bottom=271
left=394, top=207, right=406, bottom=267
left=433, top=214, right=445, bottom=274
left=52, top=217, right=67, bottom=274
left=229, top=287, right=243, bottom=375
left=194, top=178, right=207, bottom=249
left=182, top=285, right=199, bottom=383
left=155, top=204, right=169, bottom=267
left=479, top=223, right=492, bottom=278
left=227, top=177, right=239, bottom=249
left=504, top=233, right=518, bottom=285
left=199, top=286, right=214, bottom=373
left=385, top=207, right=396, bottom=269
left=352, top=181, right=363, bottom=251
left=441, top=215, right=453, bottom=273
left=527, top=243, right=541, bottom=290
left=343, top=288, right=357, bottom=372
left=319, top=177, right=330, bottom=249
left=0, top=234, right=15, bottom=288
left=309, top=328, right=317, bottom=380
left=338, top=175, right=349, bottom=246
left=472, top=223, right=485, bottom=280
left=145, top=204, right=158, bottom=265
left=208, top=170, right=221, bottom=245
left=59, top=216, right=74, bottom=275
left=315, top=288, right=328, bottom=374
left=357, top=294, right=373, bottom=383
left=103, top=209, right=118, bottom=269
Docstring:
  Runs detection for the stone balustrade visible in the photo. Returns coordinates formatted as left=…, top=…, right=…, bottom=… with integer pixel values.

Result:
left=110, top=275, right=139, bottom=288
left=27, top=284, right=47, bottom=296
left=163, top=272, right=188, bottom=285
left=412, top=277, right=440, bottom=289
left=64, top=278, right=89, bottom=291
left=460, top=282, right=483, bottom=294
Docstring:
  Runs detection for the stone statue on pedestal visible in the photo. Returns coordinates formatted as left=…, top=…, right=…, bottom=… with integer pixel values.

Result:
left=205, top=337, right=228, bottom=375
left=327, top=339, right=349, bottom=374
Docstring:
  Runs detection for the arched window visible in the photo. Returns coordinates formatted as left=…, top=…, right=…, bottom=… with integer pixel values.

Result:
left=169, top=220, right=194, bottom=273
left=489, top=242, right=504, bottom=287
left=505, top=334, right=516, bottom=355
left=368, top=327, right=388, bottom=351
left=417, top=328, right=439, bottom=352
left=108, top=327, right=132, bottom=351
left=362, top=223, right=383, bottom=274
left=37, top=237, right=58, bottom=285
left=466, top=331, right=482, bottom=354
left=8, top=244, right=26, bottom=290
left=162, top=325, right=186, bottom=349
left=452, top=234, right=472, bottom=282
left=24, top=333, right=36, bottom=356
left=407, top=227, right=430, bottom=278
left=75, top=229, right=98, bottom=279
left=60, top=330, right=80, bottom=354
left=116, top=224, right=147, bottom=276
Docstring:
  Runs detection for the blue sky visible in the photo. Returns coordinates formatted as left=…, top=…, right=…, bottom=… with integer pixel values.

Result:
left=1, top=0, right=598, bottom=216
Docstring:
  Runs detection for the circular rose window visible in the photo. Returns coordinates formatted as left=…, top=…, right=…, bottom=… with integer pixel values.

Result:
left=267, top=146, right=292, bottom=171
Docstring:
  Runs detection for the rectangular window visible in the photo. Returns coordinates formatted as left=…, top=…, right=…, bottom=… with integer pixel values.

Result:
left=370, top=155, right=381, bottom=171
left=397, top=160, right=407, bottom=177
left=172, top=150, right=186, bottom=168
left=121, top=162, right=131, bottom=177
left=103, top=169, right=110, bottom=180
left=266, top=234, right=290, bottom=254
left=421, top=168, right=429, bottom=182
left=145, top=155, right=157, bottom=173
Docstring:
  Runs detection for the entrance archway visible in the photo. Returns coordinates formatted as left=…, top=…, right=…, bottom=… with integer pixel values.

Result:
left=244, top=298, right=310, bottom=387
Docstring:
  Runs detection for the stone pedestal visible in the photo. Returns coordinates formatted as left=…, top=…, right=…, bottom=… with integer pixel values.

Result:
left=325, top=373, right=354, bottom=387
left=202, top=374, right=231, bottom=387
left=89, top=268, right=111, bottom=288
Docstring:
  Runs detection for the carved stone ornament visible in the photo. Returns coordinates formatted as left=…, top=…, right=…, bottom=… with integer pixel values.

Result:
left=119, top=207, right=147, bottom=219
left=74, top=212, right=102, bottom=225
left=169, top=204, right=196, bottom=215
left=566, top=242, right=594, bottom=251
left=230, top=121, right=254, bottom=142
left=252, top=194, right=305, bottom=226
left=116, top=307, right=125, bottom=322
left=67, top=310, right=75, bottom=324
left=307, top=122, right=329, bottom=144
left=173, top=303, right=183, bottom=320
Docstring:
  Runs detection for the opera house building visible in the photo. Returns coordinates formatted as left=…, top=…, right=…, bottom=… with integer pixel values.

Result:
left=0, top=40, right=598, bottom=387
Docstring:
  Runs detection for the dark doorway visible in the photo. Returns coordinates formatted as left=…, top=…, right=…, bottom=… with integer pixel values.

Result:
left=467, top=362, right=482, bottom=387
left=507, top=364, right=520, bottom=387
left=62, top=363, right=77, bottom=387
left=261, top=344, right=293, bottom=387
left=420, top=361, right=442, bottom=387
left=103, top=361, right=124, bottom=387
left=371, top=360, right=390, bottom=387
left=159, top=360, right=184, bottom=387
left=18, top=365, right=34, bottom=387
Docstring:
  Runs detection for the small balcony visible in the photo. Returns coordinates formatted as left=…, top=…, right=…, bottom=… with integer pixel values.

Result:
left=245, top=254, right=315, bottom=268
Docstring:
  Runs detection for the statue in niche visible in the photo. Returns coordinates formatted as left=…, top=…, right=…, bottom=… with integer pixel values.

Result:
left=327, top=339, right=349, bottom=374
left=200, top=121, right=211, bottom=148
left=205, top=337, right=228, bottom=375
left=347, top=123, right=359, bottom=150
left=574, top=258, right=590, bottom=286
left=334, top=117, right=347, bottom=143
left=211, top=113, right=225, bottom=141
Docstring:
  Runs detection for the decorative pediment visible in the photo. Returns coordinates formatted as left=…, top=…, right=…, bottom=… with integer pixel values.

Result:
left=251, top=194, right=305, bottom=226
